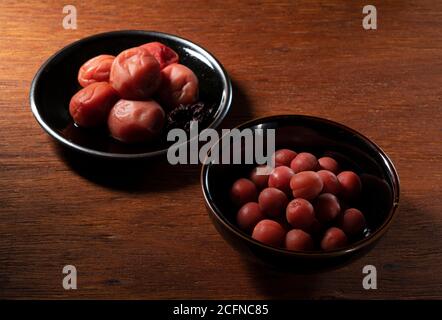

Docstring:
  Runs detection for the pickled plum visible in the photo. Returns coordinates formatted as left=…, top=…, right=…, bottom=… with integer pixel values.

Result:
left=273, top=149, right=297, bottom=167
left=230, top=178, right=258, bottom=207
left=258, top=187, right=288, bottom=218
left=78, top=54, right=115, bottom=87
left=108, top=99, right=165, bottom=143
left=110, top=46, right=161, bottom=100
left=290, top=171, right=323, bottom=200
left=157, top=63, right=199, bottom=109
left=321, top=227, right=348, bottom=251
left=290, top=152, right=318, bottom=173
left=285, top=229, right=314, bottom=251
left=139, top=42, right=179, bottom=69
left=69, top=82, right=119, bottom=127
left=252, top=219, right=286, bottom=247
left=286, top=198, right=315, bottom=231
left=268, top=166, right=295, bottom=195
left=236, top=202, right=264, bottom=232
left=337, top=171, right=362, bottom=200
left=341, top=208, right=366, bottom=235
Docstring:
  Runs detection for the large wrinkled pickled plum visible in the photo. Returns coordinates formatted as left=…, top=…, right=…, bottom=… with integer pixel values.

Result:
left=108, top=99, right=165, bottom=143
left=139, top=42, right=179, bottom=69
left=157, top=63, right=199, bottom=109
left=110, top=47, right=161, bottom=100
left=78, top=54, right=115, bottom=87
left=69, top=82, right=119, bottom=127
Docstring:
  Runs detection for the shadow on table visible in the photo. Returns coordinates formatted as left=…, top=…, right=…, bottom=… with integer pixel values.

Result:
left=53, top=78, right=253, bottom=192
left=53, top=142, right=201, bottom=193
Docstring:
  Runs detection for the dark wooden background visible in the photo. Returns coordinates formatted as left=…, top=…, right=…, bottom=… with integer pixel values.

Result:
left=0, top=0, right=441, bottom=299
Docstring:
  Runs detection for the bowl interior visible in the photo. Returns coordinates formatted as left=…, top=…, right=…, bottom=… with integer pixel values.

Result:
left=31, top=30, right=230, bottom=157
left=203, top=115, right=399, bottom=255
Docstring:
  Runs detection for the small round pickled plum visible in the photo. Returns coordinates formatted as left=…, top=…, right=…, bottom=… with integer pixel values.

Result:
left=286, top=198, right=315, bottom=231
left=273, top=149, right=297, bottom=167
left=258, top=187, right=288, bottom=218
left=110, top=47, right=161, bottom=99
left=290, top=152, right=318, bottom=173
left=139, top=42, right=179, bottom=69
left=230, top=178, right=258, bottom=207
left=285, top=229, right=314, bottom=251
left=268, top=166, right=295, bottom=195
left=318, top=156, right=339, bottom=174
left=69, top=82, right=119, bottom=127
left=317, top=170, right=341, bottom=195
left=321, top=227, right=348, bottom=251
left=236, top=202, right=264, bottom=232
left=290, top=171, right=323, bottom=200
left=342, top=208, right=366, bottom=236
left=108, top=99, right=165, bottom=143
left=249, top=165, right=270, bottom=190
left=337, top=171, right=362, bottom=200
left=314, top=193, right=341, bottom=223
left=78, top=54, right=115, bottom=87
left=252, top=219, right=286, bottom=247
left=157, top=63, right=199, bottom=109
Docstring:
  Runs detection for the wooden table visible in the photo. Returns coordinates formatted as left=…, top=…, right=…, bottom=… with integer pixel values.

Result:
left=0, top=0, right=441, bottom=299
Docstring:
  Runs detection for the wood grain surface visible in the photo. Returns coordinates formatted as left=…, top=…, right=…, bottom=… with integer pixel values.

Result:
left=0, top=0, right=441, bottom=299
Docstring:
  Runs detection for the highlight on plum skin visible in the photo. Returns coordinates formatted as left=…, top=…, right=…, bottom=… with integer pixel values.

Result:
left=69, top=82, right=119, bottom=128
left=258, top=187, right=289, bottom=218
left=252, top=219, right=286, bottom=247
left=78, top=54, right=115, bottom=87
left=230, top=178, right=258, bottom=207
left=236, top=202, right=265, bottom=232
left=109, top=46, right=161, bottom=100
left=107, top=99, right=165, bottom=143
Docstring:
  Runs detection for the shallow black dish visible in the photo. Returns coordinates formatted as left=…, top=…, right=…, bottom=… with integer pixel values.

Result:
left=201, top=115, right=400, bottom=269
left=30, top=30, right=232, bottom=159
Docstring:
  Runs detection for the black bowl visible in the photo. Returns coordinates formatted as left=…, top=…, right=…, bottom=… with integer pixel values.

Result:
left=30, top=30, right=232, bottom=159
left=201, top=115, right=400, bottom=269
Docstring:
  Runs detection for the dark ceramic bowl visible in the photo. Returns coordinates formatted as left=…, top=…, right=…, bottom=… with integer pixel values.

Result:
left=201, top=115, right=400, bottom=268
left=30, top=30, right=232, bottom=159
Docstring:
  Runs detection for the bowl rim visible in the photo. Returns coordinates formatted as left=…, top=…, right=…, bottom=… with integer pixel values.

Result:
left=29, top=29, right=233, bottom=159
left=201, top=114, right=400, bottom=258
